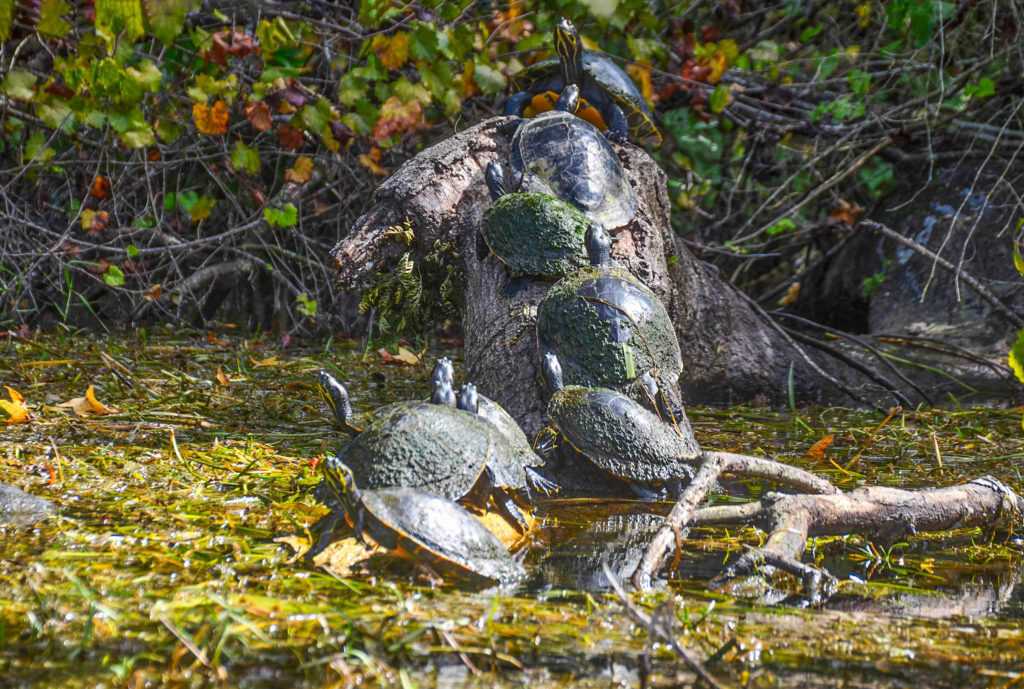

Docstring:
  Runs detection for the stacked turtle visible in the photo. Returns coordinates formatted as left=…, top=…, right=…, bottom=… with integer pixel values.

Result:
left=311, top=18, right=684, bottom=586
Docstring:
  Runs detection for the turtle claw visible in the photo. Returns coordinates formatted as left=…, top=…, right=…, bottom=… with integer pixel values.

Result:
left=602, top=127, right=628, bottom=145
left=526, top=467, right=560, bottom=497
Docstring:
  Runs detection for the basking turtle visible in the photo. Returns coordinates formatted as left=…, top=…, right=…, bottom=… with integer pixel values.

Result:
left=542, top=352, right=699, bottom=497
left=536, top=225, right=683, bottom=405
left=318, top=455, right=525, bottom=585
left=489, top=83, right=637, bottom=233
left=506, top=17, right=661, bottom=145
left=478, top=191, right=591, bottom=278
left=316, top=358, right=455, bottom=434
left=335, top=398, right=532, bottom=530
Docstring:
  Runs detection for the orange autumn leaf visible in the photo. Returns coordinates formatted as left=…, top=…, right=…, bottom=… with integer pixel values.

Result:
left=143, top=284, right=162, bottom=301
left=371, top=96, right=422, bottom=141
left=806, top=434, right=835, bottom=461
left=90, top=176, right=111, bottom=199
left=244, top=101, right=273, bottom=131
left=193, top=100, right=229, bottom=135
left=376, top=347, right=419, bottom=366
left=829, top=199, right=863, bottom=226
left=276, top=122, right=304, bottom=151
left=372, top=31, right=410, bottom=71
left=1, top=386, right=29, bottom=425
left=215, top=366, right=231, bottom=386
left=708, top=51, right=727, bottom=84
left=57, top=385, right=118, bottom=416
left=358, top=147, right=388, bottom=176
left=81, top=209, right=109, bottom=236
left=285, top=156, right=314, bottom=184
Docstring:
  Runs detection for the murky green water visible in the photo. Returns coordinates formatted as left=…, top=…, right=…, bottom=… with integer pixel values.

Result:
left=1, top=331, right=1022, bottom=688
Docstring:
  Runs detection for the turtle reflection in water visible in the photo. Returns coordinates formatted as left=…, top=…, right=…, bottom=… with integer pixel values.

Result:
left=317, top=455, right=524, bottom=586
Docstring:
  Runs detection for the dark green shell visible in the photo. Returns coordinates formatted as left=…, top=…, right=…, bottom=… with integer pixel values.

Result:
left=512, top=52, right=660, bottom=145
left=338, top=402, right=526, bottom=498
left=481, top=192, right=590, bottom=277
left=536, top=266, right=682, bottom=392
left=546, top=385, right=698, bottom=482
left=509, top=110, right=636, bottom=230
left=359, top=488, right=525, bottom=584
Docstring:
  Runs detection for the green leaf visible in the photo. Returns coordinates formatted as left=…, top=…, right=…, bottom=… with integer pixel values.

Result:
left=96, top=0, right=145, bottom=49
left=143, top=0, right=198, bottom=45
left=126, top=60, right=163, bottom=92
left=818, top=54, right=840, bottom=79
left=126, top=245, right=140, bottom=257
left=1, top=71, right=38, bottom=100
left=965, top=77, right=995, bottom=98
left=847, top=70, right=871, bottom=97
left=766, top=218, right=797, bottom=236
left=264, top=203, right=298, bottom=227
left=154, top=118, right=181, bottom=143
left=1009, top=329, right=1024, bottom=384
left=295, top=292, right=317, bottom=317
left=472, top=58, right=507, bottom=95
left=103, top=265, right=126, bottom=287
left=38, top=0, right=72, bottom=37
left=231, top=140, right=261, bottom=175
left=1013, top=236, right=1024, bottom=276
left=0, top=0, right=15, bottom=42
left=709, top=84, right=731, bottom=113
left=800, top=25, right=823, bottom=42
left=24, top=133, right=55, bottom=164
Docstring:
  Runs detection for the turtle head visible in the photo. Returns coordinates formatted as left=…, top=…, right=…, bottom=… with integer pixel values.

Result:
left=555, top=17, right=584, bottom=86
left=542, top=352, right=565, bottom=392
left=584, top=224, right=611, bottom=266
left=321, top=454, right=361, bottom=517
left=316, top=370, right=352, bottom=429
left=432, top=357, right=454, bottom=386
left=431, top=373, right=458, bottom=408
left=457, top=382, right=479, bottom=413
left=556, top=83, right=580, bottom=114
left=486, top=160, right=508, bottom=201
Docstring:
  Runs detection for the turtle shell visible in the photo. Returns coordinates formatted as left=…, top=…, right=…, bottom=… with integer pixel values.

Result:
left=536, top=265, right=682, bottom=392
left=358, top=487, right=525, bottom=584
left=472, top=392, right=542, bottom=469
left=546, top=385, right=698, bottom=482
left=509, top=110, right=636, bottom=231
left=481, top=192, right=591, bottom=277
left=512, top=52, right=661, bottom=146
left=339, top=402, right=526, bottom=498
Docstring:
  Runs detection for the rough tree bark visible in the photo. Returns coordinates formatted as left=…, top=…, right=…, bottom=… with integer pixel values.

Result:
left=333, top=117, right=823, bottom=437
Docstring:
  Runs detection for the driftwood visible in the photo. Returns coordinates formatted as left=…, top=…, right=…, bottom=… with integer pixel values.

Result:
left=633, top=473, right=1023, bottom=597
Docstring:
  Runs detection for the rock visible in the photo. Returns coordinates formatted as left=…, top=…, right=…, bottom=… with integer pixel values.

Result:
left=0, top=482, right=55, bottom=527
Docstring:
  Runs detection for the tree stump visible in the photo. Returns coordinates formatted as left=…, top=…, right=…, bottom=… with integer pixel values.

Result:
left=333, top=117, right=822, bottom=437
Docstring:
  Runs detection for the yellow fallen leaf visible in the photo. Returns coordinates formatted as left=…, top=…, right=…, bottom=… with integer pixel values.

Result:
left=57, top=385, right=118, bottom=415
left=1, top=386, right=30, bottom=425
left=216, top=366, right=231, bottom=386
left=807, top=434, right=835, bottom=461
left=394, top=347, right=420, bottom=365
left=251, top=356, right=280, bottom=367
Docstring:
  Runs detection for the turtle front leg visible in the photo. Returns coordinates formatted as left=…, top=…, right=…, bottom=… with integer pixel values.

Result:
left=602, top=104, right=629, bottom=144
left=504, top=91, right=534, bottom=117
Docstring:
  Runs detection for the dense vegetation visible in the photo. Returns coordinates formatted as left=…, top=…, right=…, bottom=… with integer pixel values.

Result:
left=2, top=1, right=1021, bottom=343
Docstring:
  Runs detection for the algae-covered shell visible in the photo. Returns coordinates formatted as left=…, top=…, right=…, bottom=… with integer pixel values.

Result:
left=509, top=110, right=636, bottom=231
left=536, top=266, right=682, bottom=392
left=338, top=402, right=526, bottom=499
left=481, top=192, right=591, bottom=277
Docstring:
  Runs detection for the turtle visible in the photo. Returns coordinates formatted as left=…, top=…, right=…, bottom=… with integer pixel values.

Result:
left=333, top=397, right=533, bottom=531
left=505, top=17, right=661, bottom=146
left=541, top=352, right=700, bottom=498
left=316, top=358, right=455, bottom=435
left=318, top=455, right=525, bottom=585
left=489, top=83, right=637, bottom=233
left=478, top=191, right=592, bottom=278
left=536, top=225, right=683, bottom=410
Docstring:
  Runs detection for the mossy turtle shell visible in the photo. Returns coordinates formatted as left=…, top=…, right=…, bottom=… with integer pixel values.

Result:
left=339, top=402, right=525, bottom=498
left=481, top=192, right=591, bottom=277
left=536, top=266, right=682, bottom=392
left=546, top=385, right=698, bottom=482
left=359, top=487, right=525, bottom=584
left=471, top=392, right=542, bottom=468
left=509, top=110, right=637, bottom=231
left=512, top=52, right=661, bottom=146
